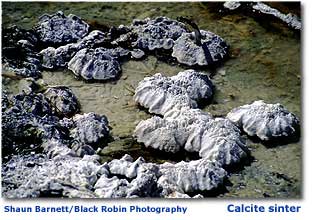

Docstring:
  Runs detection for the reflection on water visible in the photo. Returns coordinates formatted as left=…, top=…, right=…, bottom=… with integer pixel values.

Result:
left=2, top=2, right=301, bottom=198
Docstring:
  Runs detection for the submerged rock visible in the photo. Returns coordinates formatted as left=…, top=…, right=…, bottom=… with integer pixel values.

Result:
left=68, top=47, right=122, bottom=81
left=2, top=26, right=42, bottom=78
left=172, top=30, right=229, bottom=66
left=227, top=100, right=300, bottom=141
left=35, top=11, right=89, bottom=45
left=18, top=78, right=43, bottom=94
left=134, top=69, right=214, bottom=115
left=131, top=16, right=187, bottom=51
left=40, top=30, right=107, bottom=69
left=134, top=107, right=248, bottom=166
left=44, top=86, right=80, bottom=117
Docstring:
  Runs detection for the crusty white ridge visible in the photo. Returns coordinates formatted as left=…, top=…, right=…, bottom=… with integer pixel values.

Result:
left=134, top=69, right=214, bottom=115
left=227, top=100, right=300, bottom=141
left=134, top=107, right=248, bottom=166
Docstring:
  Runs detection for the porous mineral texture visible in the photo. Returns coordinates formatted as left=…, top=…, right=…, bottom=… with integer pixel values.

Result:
left=39, top=30, right=108, bottom=69
left=172, top=30, right=229, bottom=66
left=64, top=112, right=110, bottom=146
left=44, top=86, right=80, bottom=117
left=2, top=154, right=105, bottom=198
left=35, top=11, right=89, bottom=45
left=134, top=69, right=214, bottom=115
left=2, top=151, right=228, bottom=198
left=130, top=16, right=187, bottom=51
left=1, top=87, right=109, bottom=157
left=67, top=47, right=122, bottom=81
left=134, top=107, right=248, bottom=166
left=226, top=100, right=300, bottom=141
left=158, top=159, right=226, bottom=196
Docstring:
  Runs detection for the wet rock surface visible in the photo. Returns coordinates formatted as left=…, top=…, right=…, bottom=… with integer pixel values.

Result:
left=2, top=26, right=42, bottom=78
left=227, top=100, right=300, bottom=142
left=35, top=11, right=89, bottom=45
left=134, top=69, right=214, bottom=115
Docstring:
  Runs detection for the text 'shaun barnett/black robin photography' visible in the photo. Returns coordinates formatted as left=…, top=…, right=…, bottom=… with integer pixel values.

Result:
left=1, top=1, right=301, bottom=199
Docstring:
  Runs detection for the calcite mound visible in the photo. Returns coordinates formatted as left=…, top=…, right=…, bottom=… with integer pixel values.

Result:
left=44, top=86, right=80, bottom=117
left=172, top=30, right=229, bottom=66
left=67, top=112, right=110, bottom=146
left=35, top=11, right=89, bottom=45
left=131, top=16, right=187, bottom=51
left=2, top=152, right=226, bottom=198
left=2, top=154, right=106, bottom=198
left=40, top=30, right=108, bottom=69
left=227, top=100, right=300, bottom=141
left=68, top=47, right=122, bottom=81
left=158, top=159, right=226, bottom=195
left=134, top=69, right=214, bottom=115
left=134, top=107, right=248, bottom=166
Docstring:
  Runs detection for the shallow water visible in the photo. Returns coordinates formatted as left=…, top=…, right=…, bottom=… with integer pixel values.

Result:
left=2, top=2, right=301, bottom=198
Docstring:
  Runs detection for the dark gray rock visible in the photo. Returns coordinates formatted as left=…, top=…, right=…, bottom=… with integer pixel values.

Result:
left=35, top=11, right=89, bottom=45
left=227, top=100, right=300, bottom=141
left=2, top=26, right=42, bottom=78
left=11, top=92, right=52, bottom=117
left=172, top=30, right=229, bottom=66
left=68, top=47, right=122, bottom=81
left=44, top=86, right=80, bottom=117
left=134, top=69, right=214, bottom=115
left=131, top=16, right=187, bottom=51
left=2, top=91, right=11, bottom=112
left=1, top=92, right=69, bottom=156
